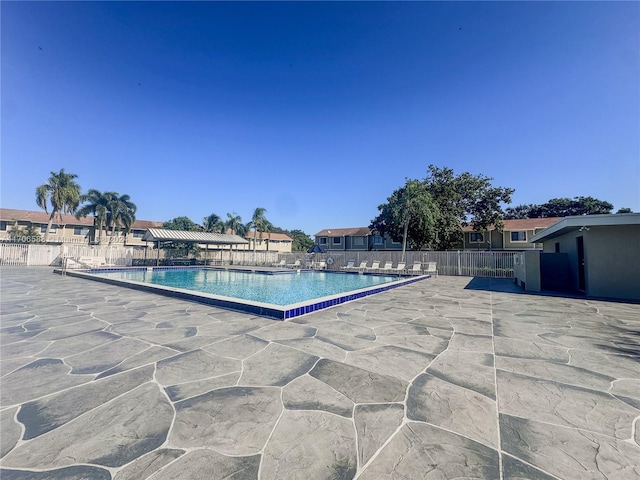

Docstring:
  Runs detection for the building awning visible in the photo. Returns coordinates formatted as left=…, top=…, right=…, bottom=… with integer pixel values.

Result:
left=529, top=213, right=640, bottom=243
left=142, top=228, right=249, bottom=245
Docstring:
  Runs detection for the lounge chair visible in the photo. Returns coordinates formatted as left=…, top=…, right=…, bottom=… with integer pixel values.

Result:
left=365, top=261, right=381, bottom=272
left=272, top=259, right=286, bottom=268
left=286, top=259, right=301, bottom=269
left=79, top=256, right=113, bottom=268
left=341, top=260, right=356, bottom=270
left=313, top=261, right=327, bottom=270
left=348, top=261, right=368, bottom=272
left=407, top=262, right=423, bottom=275
left=389, top=262, right=406, bottom=274
left=381, top=261, right=393, bottom=273
left=423, top=261, right=438, bottom=277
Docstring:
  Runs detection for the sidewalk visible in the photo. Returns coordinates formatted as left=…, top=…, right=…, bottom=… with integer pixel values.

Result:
left=1, top=267, right=638, bottom=479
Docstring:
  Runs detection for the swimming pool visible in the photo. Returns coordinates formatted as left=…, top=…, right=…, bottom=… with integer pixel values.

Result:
left=93, top=268, right=398, bottom=305
left=60, top=267, right=430, bottom=319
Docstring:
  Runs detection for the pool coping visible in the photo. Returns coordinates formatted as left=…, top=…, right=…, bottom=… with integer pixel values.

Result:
left=54, top=266, right=431, bottom=320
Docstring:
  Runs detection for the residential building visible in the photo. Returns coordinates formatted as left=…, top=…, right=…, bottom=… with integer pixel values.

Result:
left=0, top=208, right=162, bottom=246
left=461, top=218, right=563, bottom=250
left=314, top=218, right=563, bottom=253
left=313, top=228, right=402, bottom=252
left=244, top=232, right=293, bottom=253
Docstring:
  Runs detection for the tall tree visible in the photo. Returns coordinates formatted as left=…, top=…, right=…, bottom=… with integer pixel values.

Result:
left=35, top=169, right=82, bottom=243
left=107, top=194, right=137, bottom=244
left=288, top=229, right=314, bottom=252
left=76, top=189, right=117, bottom=245
left=163, top=216, right=200, bottom=231
left=162, top=216, right=201, bottom=256
left=370, top=179, right=439, bottom=260
left=225, top=212, right=247, bottom=237
left=423, top=165, right=514, bottom=250
left=203, top=213, right=224, bottom=233
left=504, top=204, right=537, bottom=219
left=249, top=207, right=271, bottom=254
left=506, top=196, right=614, bottom=219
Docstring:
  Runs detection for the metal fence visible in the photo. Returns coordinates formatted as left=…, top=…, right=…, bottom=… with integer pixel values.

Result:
left=0, top=244, right=60, bottom=266
left=0, top=243, right=279, bottom=268
left=0, top=244, right=134, bottom=267
left=276, top=250, right=515, bottom=277
left=0, top=243, right=515, bottom=277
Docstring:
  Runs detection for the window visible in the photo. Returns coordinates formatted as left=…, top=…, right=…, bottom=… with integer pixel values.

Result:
left=74, top=227, right=90, bottom=236
left=510, top=231, right=527, bottom=242
left=0, top=221, right=6, bottom=231
left=133, top=230, right=144, bottom=238
left=319, top=237, right=327, bottom=245
left=353, top=237, right=364, bottom=246
left=555, top=242, right=560, bottom=253
left=374, top=236, right=383, bottom=245
left=332, top=237, right=341, bottom=245
left=470, top=232, right=483, bottom=242
left=41, top=224, right=57, bottom=234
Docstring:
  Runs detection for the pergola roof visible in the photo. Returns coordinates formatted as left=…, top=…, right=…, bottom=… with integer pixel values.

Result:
left=142, top=228, right=249, bottom=245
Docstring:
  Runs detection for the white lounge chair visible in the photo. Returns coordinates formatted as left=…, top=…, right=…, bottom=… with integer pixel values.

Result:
left=349, top=261, right=368, bottom=272
left=381, top=261, right=393, bottom=273
left=272, top=259, right=286, bottom=268
left=342, top=260, right=356, bottom=270
left=423, top=261, right=438, bottom=277
left=407, top=262, right=423, bottom=275
left=79, top=256, right=113, bottom=268
left=389, top=262, right=406, bottom=274
left=286, top=259, right=301, bottom=269
left=365, top=261, right=381, bottom=272
left=313, top=261, right=327, bottom=270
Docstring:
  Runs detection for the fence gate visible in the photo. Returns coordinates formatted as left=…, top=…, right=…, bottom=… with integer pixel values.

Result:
left=0, top=244, right=28, bottom=266
left=0, top=244, right=60, bottom=266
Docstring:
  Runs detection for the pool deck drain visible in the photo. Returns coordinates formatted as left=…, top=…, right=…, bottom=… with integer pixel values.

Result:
left=1, top=267, right=639, bottom=479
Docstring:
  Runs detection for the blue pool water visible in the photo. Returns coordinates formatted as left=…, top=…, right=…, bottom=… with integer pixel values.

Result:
left=94, top=268, right=400, bottom=306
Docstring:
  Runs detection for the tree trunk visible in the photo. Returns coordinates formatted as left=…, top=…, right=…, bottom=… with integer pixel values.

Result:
left=401, top=218, right=409, bottom=263
left=108, top=224, right=116, bottom=245
left=97, top=220, right=104, bottom=245
left=44, top=211, right=56, bottom=243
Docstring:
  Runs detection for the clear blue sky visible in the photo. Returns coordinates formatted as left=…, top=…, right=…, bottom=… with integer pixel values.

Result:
left=2, top=1, right=638, bottom=235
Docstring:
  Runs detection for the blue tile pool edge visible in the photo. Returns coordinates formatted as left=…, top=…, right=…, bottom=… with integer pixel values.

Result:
left=54, top=267, right=431, bottom=320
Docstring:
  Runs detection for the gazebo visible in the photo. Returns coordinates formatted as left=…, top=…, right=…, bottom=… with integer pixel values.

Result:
left=142, top=228, right=249, bottom=265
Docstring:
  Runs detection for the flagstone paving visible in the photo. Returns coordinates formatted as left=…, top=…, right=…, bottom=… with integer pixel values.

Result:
left=1, top=267, right=639, bottom=479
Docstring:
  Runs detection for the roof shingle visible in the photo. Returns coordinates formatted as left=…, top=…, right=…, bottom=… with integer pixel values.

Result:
left=0, top=208, right=163, bottom=230
left=314, top=227, right=372, bottom=237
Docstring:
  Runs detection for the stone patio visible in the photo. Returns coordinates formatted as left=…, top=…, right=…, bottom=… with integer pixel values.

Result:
left=1, top=267, right=638, bottom=479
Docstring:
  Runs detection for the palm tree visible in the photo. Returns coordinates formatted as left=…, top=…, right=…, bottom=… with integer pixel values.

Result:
left=249, top=207, right=271, bottom=255
left=107, top=194, right=137, bottom=244
left=76, top=189, right=116, bottom=245
left=203, top=213, right=225, bottom=233
left=225, top=212, right=246, bottom=237
left=35, top=169, right=82, bottom=243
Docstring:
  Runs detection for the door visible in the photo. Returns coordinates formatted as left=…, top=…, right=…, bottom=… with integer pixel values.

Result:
left=576, top=236, right=586, bottom=292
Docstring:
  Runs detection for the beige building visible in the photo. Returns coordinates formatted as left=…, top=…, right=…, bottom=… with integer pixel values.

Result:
left=462, top=217, right=563, bottom=250
left=244, top=232, right=293, bottom=253
left=0, top=208, right=162, bottom=246
left=0, top=208, right=294, bottom=253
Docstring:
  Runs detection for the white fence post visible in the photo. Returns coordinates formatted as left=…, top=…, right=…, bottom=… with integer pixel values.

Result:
left=0, top=244, right=516, bottom=277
